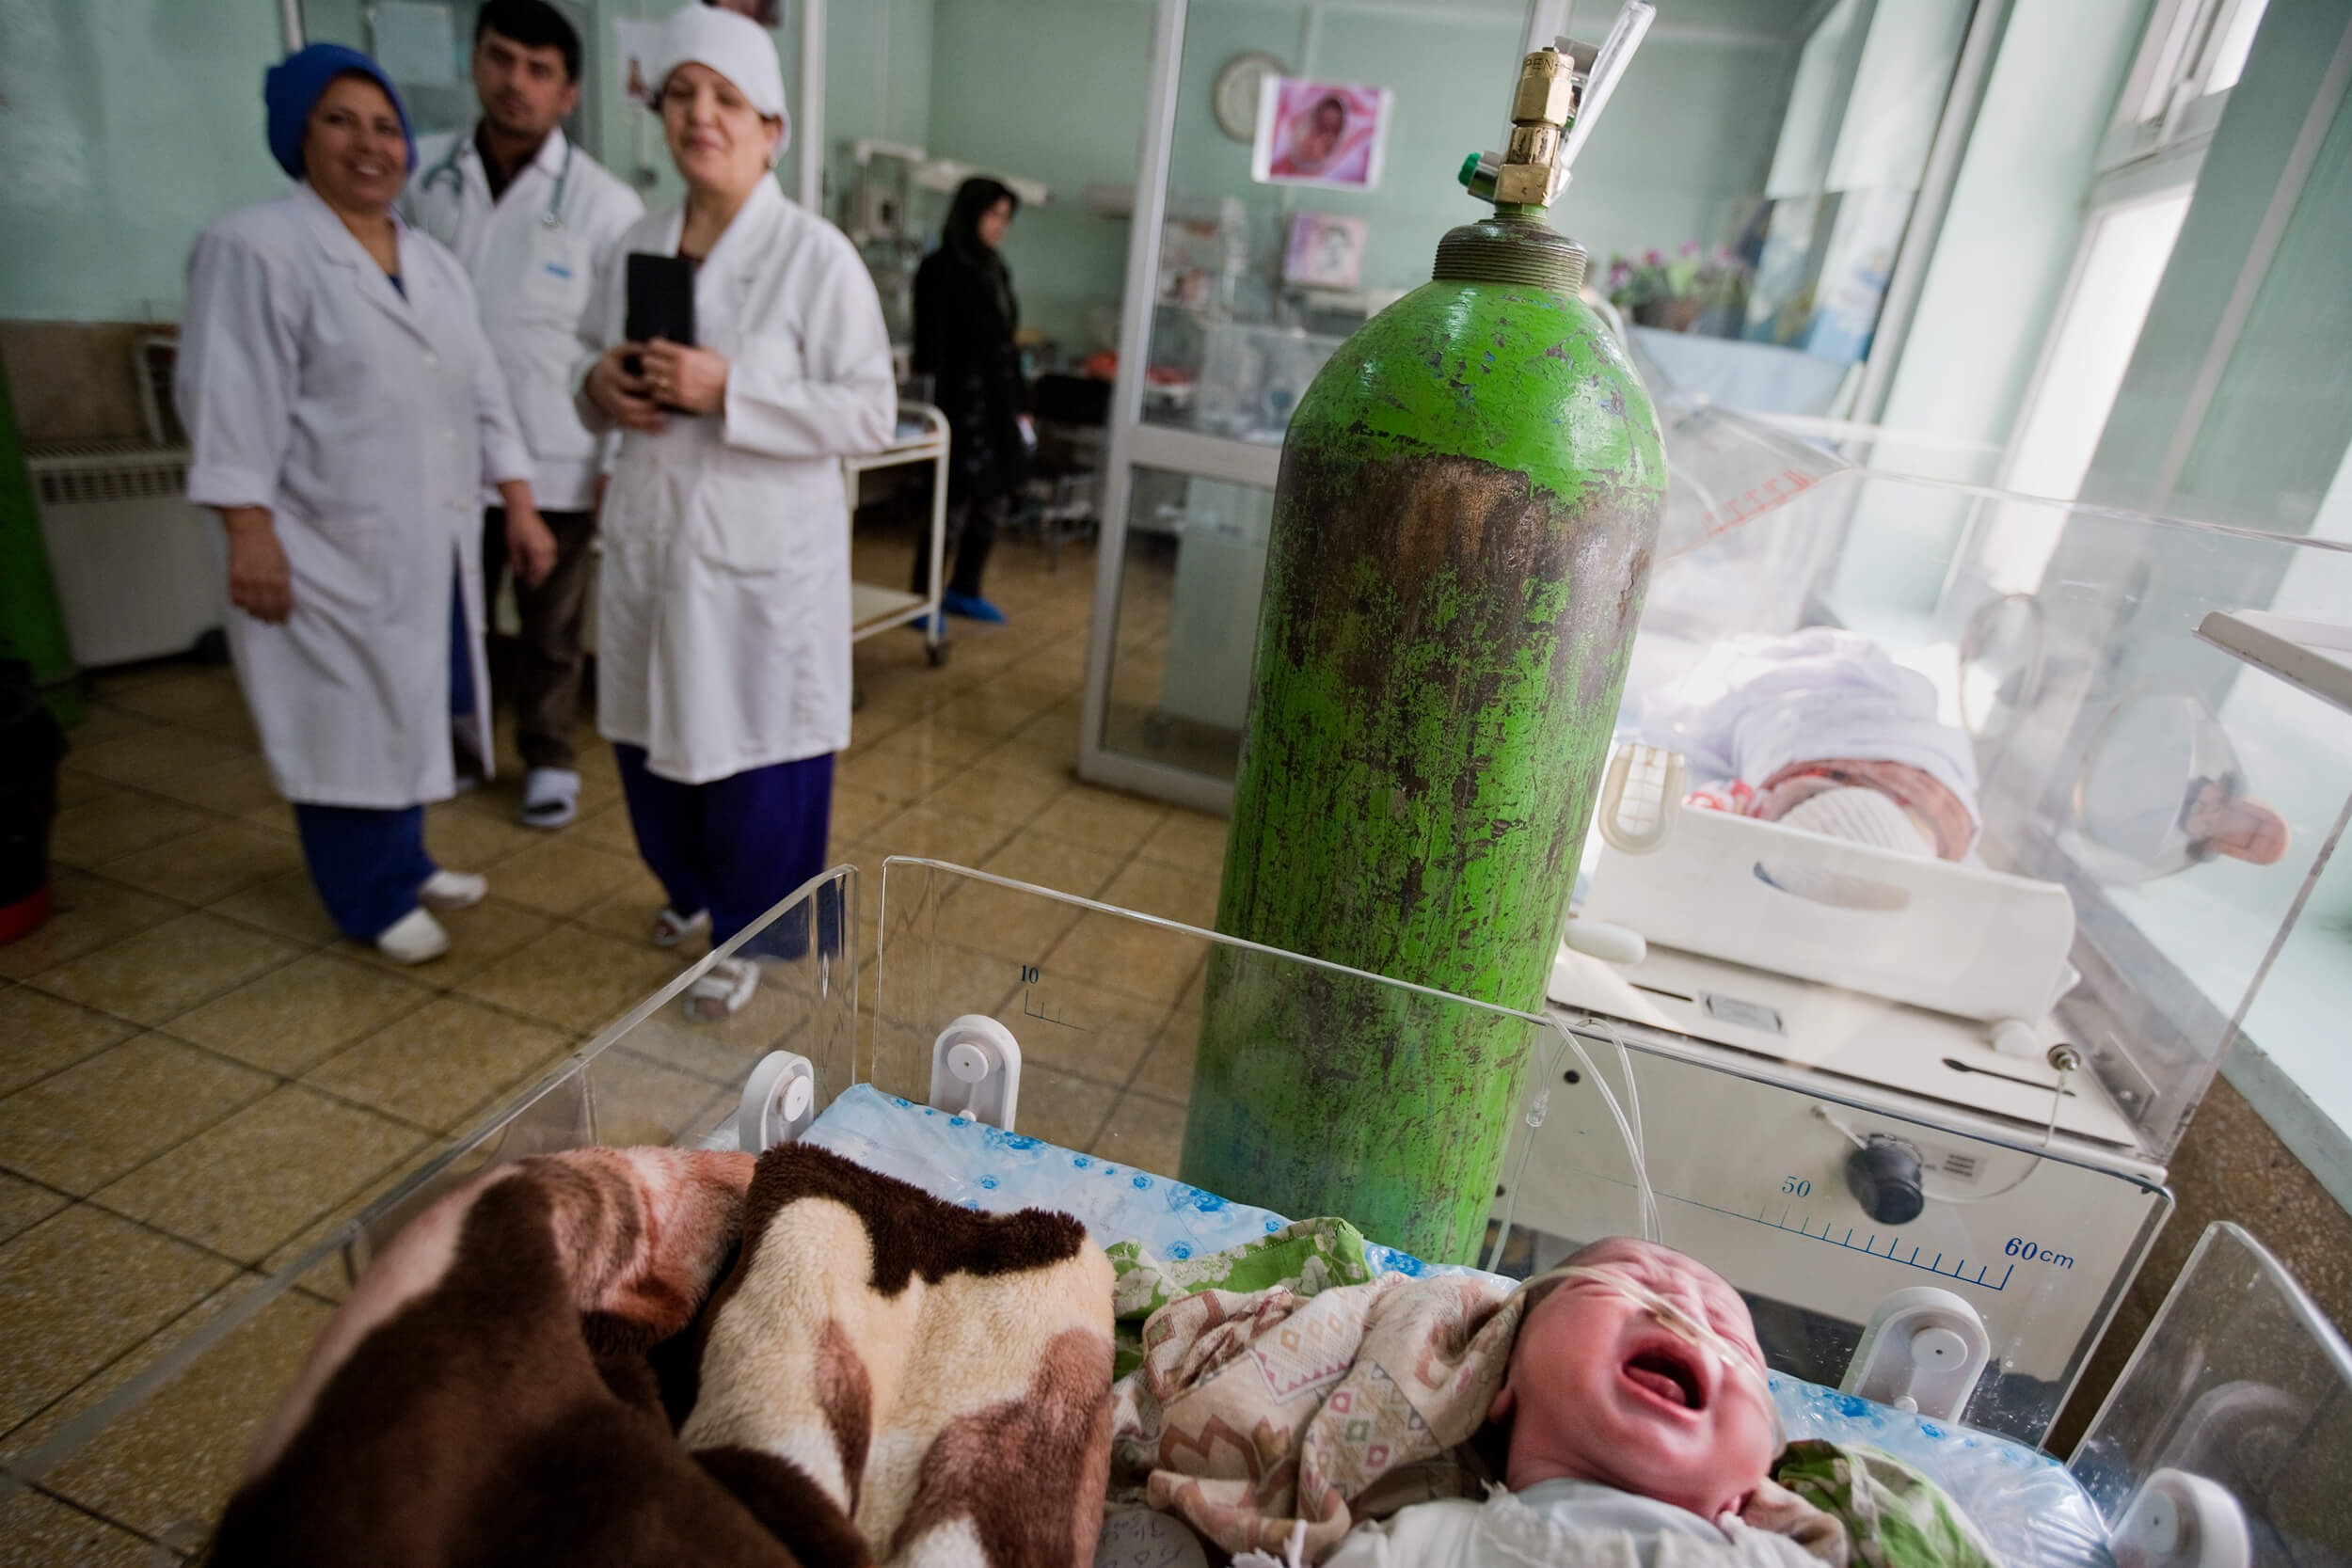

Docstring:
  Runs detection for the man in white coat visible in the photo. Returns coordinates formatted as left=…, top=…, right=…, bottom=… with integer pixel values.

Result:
left=577, top=7, right=896, bottom=1017
left=404, top=0, right=644, bottom=830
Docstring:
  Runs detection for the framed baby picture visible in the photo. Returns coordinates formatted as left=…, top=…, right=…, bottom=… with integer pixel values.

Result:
left=1252, top=77, right=1392, bottom=191
left=1282, top=211, right=1371, bottom=290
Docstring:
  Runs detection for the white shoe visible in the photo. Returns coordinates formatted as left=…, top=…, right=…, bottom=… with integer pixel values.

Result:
left=652, top=906, right=710, bottom=949
left=418, top=869, right=488, bottom=911
left=686, top=957, right=759, bottom=1019
left=519, top=768, right=580, bottom=831
left=375, top=908, right=450, bottom=964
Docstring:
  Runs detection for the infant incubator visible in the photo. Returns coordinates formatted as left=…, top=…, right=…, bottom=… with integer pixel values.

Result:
left=1533, top=403, right=2352, bottom=1450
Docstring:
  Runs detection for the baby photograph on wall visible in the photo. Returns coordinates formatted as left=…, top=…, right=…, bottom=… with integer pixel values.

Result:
left=1283, top=211, right=1371, bottom=290
left=1253, top=78, right=1392, bottom=190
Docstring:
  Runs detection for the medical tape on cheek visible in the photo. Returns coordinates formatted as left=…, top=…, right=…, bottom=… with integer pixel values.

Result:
left=1534, top=1264, right=1783, bottom=1437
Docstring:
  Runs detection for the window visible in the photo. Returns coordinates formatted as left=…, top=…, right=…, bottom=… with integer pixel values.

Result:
left=2203, top=0, right=2271, bottom=94
left=2102, top=0, right=2270, bottom=182
left=1978, top=191, right=2189, bottom=593
left=2004, top=193, right=2191, bottom=506
left=1979, top=0, right=2265, bottom=587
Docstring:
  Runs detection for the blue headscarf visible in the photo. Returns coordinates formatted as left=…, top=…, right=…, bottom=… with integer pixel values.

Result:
left=263, top=44, right=416, bottom=182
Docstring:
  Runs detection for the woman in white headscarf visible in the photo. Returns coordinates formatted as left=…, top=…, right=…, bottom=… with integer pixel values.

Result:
left=575, top=5, right=895, bottom=1016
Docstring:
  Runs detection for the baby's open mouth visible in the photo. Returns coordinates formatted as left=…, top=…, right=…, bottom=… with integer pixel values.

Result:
left=1622, top=1347, right=1705, bottom=1412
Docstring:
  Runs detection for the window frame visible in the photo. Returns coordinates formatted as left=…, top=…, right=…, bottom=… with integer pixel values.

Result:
left=1982, top=182, right=2194, bottom=594
left=1994, top=0, right=2262, bottom=512
left=2095, top=0, right=2266, bottom=191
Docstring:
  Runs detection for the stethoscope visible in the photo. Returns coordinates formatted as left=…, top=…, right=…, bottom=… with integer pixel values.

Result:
left=419, top=133, right=573, bottom=229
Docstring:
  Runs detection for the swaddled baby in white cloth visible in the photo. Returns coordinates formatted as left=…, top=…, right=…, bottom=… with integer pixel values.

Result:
left=1639, top=627, right=1979, bottom=862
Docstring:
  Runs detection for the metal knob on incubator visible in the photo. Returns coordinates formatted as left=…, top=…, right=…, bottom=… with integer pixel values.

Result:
left=1844, top=1133, right=1928, bottom=1227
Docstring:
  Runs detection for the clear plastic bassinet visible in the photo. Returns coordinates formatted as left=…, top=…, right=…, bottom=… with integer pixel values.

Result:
left=5, top=862, right=2347, bottom=1568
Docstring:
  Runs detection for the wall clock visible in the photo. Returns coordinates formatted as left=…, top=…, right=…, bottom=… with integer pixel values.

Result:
left=1213, top=51, right=1286, bottom=142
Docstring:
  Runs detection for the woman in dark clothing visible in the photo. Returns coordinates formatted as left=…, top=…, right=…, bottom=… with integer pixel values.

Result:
left=912, top=176, right=1027, bottom=624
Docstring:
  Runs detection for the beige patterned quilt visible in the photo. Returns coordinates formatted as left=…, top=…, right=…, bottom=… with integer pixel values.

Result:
left=1110, top=1271, right=1530, bottom=1561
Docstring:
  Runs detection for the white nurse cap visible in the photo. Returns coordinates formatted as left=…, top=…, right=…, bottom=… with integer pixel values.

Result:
left=647, top=6, right=791, bottom=160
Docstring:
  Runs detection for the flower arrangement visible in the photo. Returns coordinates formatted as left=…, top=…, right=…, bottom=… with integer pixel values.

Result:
left=1604, top=241, right=1749, bottom=331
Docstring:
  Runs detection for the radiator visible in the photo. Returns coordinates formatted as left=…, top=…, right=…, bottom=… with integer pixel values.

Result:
left=28, top=442, right=227, bottom=668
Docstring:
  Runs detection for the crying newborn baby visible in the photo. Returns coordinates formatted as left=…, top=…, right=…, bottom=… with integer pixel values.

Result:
left=1324, top=1238, right=1818, bottom=1568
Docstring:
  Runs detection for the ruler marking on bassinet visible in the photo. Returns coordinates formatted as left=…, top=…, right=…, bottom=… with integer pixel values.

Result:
left=1670, top=1196, right=2008, bottom=1291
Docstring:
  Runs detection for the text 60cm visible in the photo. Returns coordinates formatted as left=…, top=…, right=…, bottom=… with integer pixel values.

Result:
left=2005, top=1238, right=2074, bottom=1267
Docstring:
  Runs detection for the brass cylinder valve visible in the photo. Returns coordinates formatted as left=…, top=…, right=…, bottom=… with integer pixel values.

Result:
left=1458, top=4, right=1654, bottom=213
left=1494, top=47, right=1580, bottom=208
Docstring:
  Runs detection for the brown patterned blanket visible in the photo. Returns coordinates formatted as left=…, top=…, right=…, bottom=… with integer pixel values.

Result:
left=681, top=1143, right=1115, bottom=1567
left=212, top=1143, right=1114, bottom=1568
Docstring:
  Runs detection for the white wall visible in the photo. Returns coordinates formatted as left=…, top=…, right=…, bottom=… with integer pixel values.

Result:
left=0, top=0, right=290, bottom=321
left=920, top=0, right=1816, bottom=354
left=924, top=0, right=1155, bottom=351
left=0, top=0, right=933, bottom=324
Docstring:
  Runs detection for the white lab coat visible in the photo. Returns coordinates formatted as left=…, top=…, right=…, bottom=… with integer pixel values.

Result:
left=401, top=128, right=644, bottom=510
left=178, top=182, right=532, bottom=807
left=573, top=178, right=897, bottom=784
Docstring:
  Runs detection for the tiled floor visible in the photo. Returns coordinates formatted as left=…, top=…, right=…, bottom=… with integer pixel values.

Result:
left=0, top=531, right=1224, bottom=1562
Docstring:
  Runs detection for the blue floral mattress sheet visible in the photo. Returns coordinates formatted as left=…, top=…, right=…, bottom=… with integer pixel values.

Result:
left=801, top=1084, right=1450, bottom=1279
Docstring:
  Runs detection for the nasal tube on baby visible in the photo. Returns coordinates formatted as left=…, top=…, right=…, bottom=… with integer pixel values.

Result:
left=1529, top=1263, right=1782, bottom=1438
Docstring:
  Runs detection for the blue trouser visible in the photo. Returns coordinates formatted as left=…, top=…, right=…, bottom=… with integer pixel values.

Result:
left=294, top=803, right=436, bottom=940
left=612, top=744, right=838, bottom=958
left=291, top=576, right=471, bottom=942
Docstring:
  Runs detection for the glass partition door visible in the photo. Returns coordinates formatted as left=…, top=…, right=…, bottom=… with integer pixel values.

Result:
left=1078, top=0, right=1555, bottom=811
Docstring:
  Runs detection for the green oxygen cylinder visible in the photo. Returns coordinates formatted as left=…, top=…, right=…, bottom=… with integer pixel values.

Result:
left=0, top=358, right=81, bottom=728
left=1183, top=43, right=1667, bottom=1264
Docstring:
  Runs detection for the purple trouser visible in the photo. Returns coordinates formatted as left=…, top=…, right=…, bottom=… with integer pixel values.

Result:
left=612, top=744, right=836, bottom=956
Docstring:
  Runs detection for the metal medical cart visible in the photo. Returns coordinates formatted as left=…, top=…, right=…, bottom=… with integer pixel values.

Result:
left=494, top=402, right=955, bottom=668
left=846, top=401, right=952, bottom=667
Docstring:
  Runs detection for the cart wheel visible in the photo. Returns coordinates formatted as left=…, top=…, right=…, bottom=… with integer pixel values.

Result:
left=927, top=641, right=950, bottom=668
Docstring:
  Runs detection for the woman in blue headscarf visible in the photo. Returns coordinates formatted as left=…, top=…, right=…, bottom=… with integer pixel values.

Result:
left=176, top=45, right=557, bottom=964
